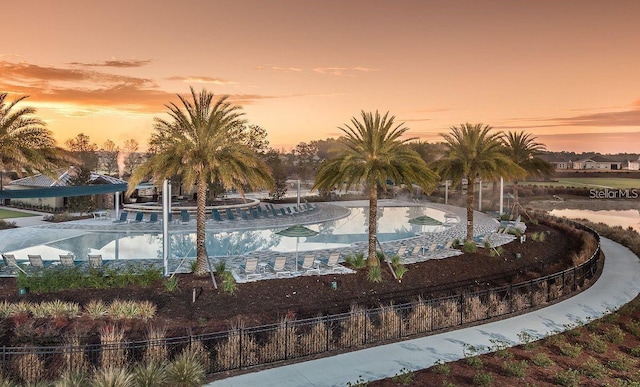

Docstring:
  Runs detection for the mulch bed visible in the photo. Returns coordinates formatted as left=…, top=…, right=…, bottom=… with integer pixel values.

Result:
left=0, top=221, right=590, bottom=345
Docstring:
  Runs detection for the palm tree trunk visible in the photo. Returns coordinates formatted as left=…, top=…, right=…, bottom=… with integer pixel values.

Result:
left=195, top=177, right=208, bottom=275
left=466, top=175, right=475, bottom=243
left=513, top=180, right=520, bottom=218
left=367, top=183, right=379, bottom=266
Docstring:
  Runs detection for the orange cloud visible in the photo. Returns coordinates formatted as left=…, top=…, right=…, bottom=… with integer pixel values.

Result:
left=254, top=65, right=303, bottom=73
left=68, top=59, right=152, bottom=68
left=313, top=66, right=379, bottom=76
left=0, top=60, right=281, bottom=112
left=166, top=76, right=238, bottom=85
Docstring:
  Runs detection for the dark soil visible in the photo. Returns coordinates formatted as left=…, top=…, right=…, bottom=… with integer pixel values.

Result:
left=0, top=221, right=588, bottom=345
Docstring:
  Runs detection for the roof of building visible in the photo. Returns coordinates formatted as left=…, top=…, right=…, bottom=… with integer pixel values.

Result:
left=572, top=154, right=621, bottom=164
left=8, top=168, right=126, bottom=187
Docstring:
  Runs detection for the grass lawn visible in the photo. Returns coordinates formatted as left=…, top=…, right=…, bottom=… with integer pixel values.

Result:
left=523, top=177, right=640, bottom=189
left=0, top=208, right=38, bottom=219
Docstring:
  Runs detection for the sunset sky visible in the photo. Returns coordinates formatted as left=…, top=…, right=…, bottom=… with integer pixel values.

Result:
left=3, top=0, right=640, bottom=153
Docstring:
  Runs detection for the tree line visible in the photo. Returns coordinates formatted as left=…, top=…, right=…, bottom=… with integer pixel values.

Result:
left=0, top=89, right=552, bottom=276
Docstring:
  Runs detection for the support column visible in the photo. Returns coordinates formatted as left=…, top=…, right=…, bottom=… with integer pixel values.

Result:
left=162, top=179, right=169, bottom=277
left=499, top=177, right=504, bottom=216
left=478, top=178, right=482, bottom=212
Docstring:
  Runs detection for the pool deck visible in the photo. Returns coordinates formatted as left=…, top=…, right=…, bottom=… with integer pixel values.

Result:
left=0, top=200, right=512, bottom=279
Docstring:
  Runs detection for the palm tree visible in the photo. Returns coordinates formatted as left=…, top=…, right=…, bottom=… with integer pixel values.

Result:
left=128, top=88, right=274, bottom=275
left=313, top=111, right=439, bottom=266
left=0, top=92, right=71, bottom=177
left=437, top=123, right=524, bottom=243
left=502, top=131, right=554, bottom=217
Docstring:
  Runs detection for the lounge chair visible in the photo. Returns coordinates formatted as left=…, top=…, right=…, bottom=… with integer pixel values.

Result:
left=88, top=254, right=103, bottom=269
left=426, top=243, right=438, bottom=253
left=301, top=254, right=320, bottom=274
left=2, top=254, right=26, bottom=274
left=391, top=246, right=407, bottom=257
left=130, top=212, right=144, bottom=223
left=285, top=207, right=293, bottom=214
left=239, top=209, right=249, bottom=220
left=271, top=256, right=291, bottom=277
left=280, top=208, right=288, bottom=216
left=112, top=212, right=128, bottom=224
left=250, top=209, right=261, bottom=219
left=240, top=257, right=261, bottom=280
left=28, top=254, right=44, bottom=268
left=409, top=245, right=423, bottom=256
left=146, top=213, right=159, bottom=223
left=59, top=254, right=76, bottom=267
left=319, top=252, right=340, bottom=268
left=211, top=209, right=223, bottom=222
left=225, top=208, right=236, bottom=221
left=180, top=210, right=190, bottom=224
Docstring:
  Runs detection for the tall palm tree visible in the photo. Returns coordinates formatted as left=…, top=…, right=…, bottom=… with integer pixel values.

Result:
left=437, top=123, right=524, bottom=243
left=502, top=131, right=554, bottom=217
left=0, top=92, right=71, bottom=177
left=313, top=111, right=439, bottom=266
left=128, top=88, right=274, bottom=275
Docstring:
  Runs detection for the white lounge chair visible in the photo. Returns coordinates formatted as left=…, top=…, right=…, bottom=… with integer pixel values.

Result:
left=271, top=256, right=291, bottom=277
left=59, top=254, right=76, bottom=267
left=409, top=246, right=423, bottom=256
left=28, top=254, right=44, bottom=268
left=88, top=254, right=103, bottom=269
left=2, top=254, right=26, bottom=274
left=241, top=257, right=261, bottom=280
left=320, top=253, right=340, bottom=268
left=301, top=255, right=320, bottom=274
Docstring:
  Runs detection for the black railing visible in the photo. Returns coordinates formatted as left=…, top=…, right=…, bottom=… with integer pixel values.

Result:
left=0, top=215, right=602, bottom=383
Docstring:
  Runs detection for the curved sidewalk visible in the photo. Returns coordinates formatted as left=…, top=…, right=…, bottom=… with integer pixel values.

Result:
left=207, top=237, right=640, bottom=387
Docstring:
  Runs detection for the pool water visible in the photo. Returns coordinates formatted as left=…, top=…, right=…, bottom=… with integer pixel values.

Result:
left=4, top=206, right=456, bottom=260
left=549, top=208, right=640, bottom=232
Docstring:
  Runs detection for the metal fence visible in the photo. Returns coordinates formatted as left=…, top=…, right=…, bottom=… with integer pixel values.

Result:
left=0, top=216, right=601, bottom=382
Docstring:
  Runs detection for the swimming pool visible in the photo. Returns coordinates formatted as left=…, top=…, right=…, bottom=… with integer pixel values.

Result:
left=2, top=206, right=456, bottom=261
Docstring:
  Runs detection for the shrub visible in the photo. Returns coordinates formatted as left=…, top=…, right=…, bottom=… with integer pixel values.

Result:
left=608, top=352, right=636, bottom=372
left=391, top=367, right=414, bottom=385
left=554, top=368, right=581, bottom=387
left=394, top=264, right=408, bottom=280
left=472, top=370, right=493, bottom=386
left=345, top=253, right=367, bottom=269
left=165, top=348, right=206, bottom=387
left=367, top=266, right=382, bottom=283
left=585, top=333, right=608, bottom=353
left=558, top=342, right=582, bottom=358
left=132, top=361, right=167, bottom=387
left=55, top=369, right=91, bottom=387
left=221, top=270, right=237, bottom=294
left=580, top=356, right=609, bottom=379
left=503, top=359, right=528, bottom=377
left=604, top=325, right=626, bottom=343
left=630, top=346, right=640, bottom=357
left=531, top=352, right=554, bottom=367
left=91, top=367, right=134, bottom=387
left=99, top=324, right=127, bottom=369
left=164, top=277, right=180, bottom=292
left=462, top=241, right=477, bottom=253
left=431, top=359, right=450, bottom=375
left=84, top=299, right=108, bottom=318
left=144, top=326, right=168, bottom=364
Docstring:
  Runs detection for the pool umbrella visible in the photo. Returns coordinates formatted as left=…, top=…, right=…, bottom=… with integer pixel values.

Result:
left=409, top=215, right=444, bottom=233
left=276, top=224, right=318, bottom=272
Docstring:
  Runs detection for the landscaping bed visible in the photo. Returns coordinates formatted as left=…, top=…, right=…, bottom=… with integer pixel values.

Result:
left=0, top=220, right=592, bottom=344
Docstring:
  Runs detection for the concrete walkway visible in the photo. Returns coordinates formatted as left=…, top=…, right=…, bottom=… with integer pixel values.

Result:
left=207, top=237, right=640, bottom=387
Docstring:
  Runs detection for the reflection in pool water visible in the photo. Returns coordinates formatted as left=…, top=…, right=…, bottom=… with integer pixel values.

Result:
left=549, top=208, right=640, bottom=232
left=7, top=206, right=456, bottom=260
